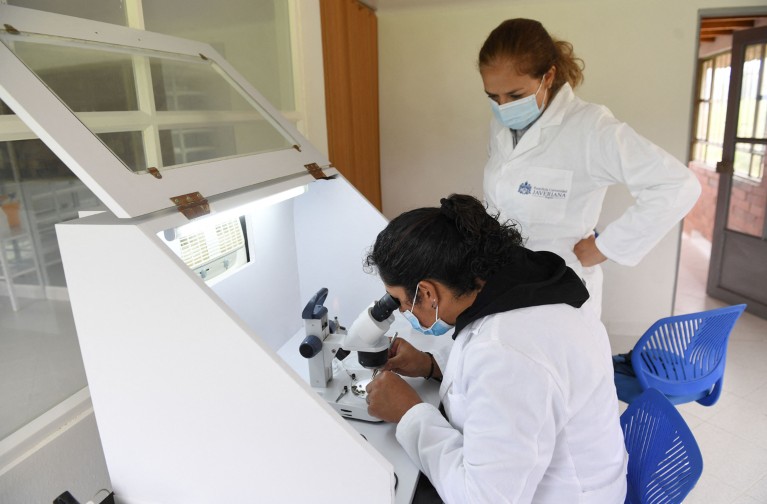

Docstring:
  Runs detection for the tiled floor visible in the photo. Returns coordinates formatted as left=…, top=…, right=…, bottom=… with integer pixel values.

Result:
left=674, top=234, right=767, bottom=504
left=1, top=232, right=766, bottom=502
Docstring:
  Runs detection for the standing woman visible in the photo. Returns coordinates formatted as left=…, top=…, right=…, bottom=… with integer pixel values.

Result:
left=480, top=18, right=700, bottom=314
left=365, top=194, right=627, bottom=503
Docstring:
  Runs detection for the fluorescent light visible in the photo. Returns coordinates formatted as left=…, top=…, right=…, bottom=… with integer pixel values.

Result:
left=169, top=185, right=307, bottom=238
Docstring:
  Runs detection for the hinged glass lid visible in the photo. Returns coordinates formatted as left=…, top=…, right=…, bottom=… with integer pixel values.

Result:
left=0, top=5, right=328, bottom=218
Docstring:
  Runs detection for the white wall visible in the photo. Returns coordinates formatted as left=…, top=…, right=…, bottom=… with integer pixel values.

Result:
left=376, top=0, right=763, bottom=336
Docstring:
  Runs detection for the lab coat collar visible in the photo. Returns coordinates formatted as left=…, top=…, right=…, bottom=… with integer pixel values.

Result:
left=538, top=82, right=573, bottom=129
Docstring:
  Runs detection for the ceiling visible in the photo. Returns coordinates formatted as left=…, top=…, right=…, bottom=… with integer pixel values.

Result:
left=700, top=16, right=767, bottom=43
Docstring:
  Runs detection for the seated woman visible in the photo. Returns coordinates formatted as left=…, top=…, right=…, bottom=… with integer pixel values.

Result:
left=364, top=194, right=627, bottom=504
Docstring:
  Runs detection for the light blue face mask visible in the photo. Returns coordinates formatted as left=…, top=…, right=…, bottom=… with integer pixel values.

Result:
left=490, top=77, right=546, bottom=130
left=402, top=284, right=454, bottom=336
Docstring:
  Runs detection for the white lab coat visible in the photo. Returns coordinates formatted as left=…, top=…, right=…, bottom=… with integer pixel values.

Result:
left=396, top=304, right=628, bottom=504
left=483, top=84, right=701, bottom=310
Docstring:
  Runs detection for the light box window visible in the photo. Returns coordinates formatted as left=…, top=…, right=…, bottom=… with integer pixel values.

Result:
left=163, top=216, right=249, bottom=283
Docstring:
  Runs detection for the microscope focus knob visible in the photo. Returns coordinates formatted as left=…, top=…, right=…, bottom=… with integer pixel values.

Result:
left=299, top=335, right=323, bottom=358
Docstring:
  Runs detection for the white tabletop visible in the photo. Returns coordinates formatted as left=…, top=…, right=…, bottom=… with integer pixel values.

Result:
left=278, top=327, right=446, bottom=504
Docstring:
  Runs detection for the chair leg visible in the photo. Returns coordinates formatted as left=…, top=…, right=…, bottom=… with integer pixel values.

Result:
left=696, top=378, right=723, bottom=407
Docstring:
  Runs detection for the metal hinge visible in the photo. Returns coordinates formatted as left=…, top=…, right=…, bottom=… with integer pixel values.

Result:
left=171, top=192, right=210, bottom=219
left=305, top=163, right=333, bottom=180
left=147, top=167, right=162, bottom=179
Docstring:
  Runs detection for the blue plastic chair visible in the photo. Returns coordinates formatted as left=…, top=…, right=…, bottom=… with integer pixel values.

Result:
left=621, top=388, right=703, bottom=504
left=614, top=304, right=746, bottom=406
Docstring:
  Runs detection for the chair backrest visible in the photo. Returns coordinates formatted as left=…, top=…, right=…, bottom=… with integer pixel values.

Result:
left=621, top=388, right=703, bottom=504
left=630, top=304, right=746, bottom=402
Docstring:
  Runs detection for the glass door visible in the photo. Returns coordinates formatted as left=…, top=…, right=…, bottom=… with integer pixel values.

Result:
left=708, top=26, right=767, bottom=318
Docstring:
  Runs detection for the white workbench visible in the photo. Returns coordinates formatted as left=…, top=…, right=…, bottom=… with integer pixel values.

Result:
left=278, top=327, right=445, bottom=504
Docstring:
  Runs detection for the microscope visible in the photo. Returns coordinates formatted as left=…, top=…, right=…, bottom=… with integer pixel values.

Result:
left=299, top=288, right=399, bottom=422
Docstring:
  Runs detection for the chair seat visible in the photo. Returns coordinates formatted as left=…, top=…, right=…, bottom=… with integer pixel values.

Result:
left=612, top=304, right=746, bottom=407
left=614, top=372, right=712, bottom=405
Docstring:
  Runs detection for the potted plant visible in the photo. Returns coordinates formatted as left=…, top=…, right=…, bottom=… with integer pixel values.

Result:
left=0, top=192, right=21, bottom=229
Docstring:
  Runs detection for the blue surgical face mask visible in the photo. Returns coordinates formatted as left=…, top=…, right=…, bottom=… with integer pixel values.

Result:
left=402, top=284, right=454, bottom=336
left=490, top=77, right=546, bottom=130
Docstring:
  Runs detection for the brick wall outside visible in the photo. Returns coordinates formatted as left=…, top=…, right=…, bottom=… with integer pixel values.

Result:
left=684, top=161, right=767, bottom=240
left=728, top=172, right=767, bottom=237
left=684, top=162, right=719, bottom=241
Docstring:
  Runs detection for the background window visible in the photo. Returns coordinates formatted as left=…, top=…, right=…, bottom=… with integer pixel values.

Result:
left=0, top=0, right=298, bottom=442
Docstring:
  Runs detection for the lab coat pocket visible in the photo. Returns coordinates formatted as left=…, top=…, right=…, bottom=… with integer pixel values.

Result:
left=444, top=385, right=467, bottom=428
left=498, top=166, right=573, bottom=224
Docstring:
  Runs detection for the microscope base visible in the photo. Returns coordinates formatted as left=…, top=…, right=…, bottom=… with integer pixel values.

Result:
left=314, top=365, right=383, bottom=423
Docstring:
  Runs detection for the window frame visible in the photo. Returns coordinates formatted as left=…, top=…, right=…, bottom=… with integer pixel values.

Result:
left=0, top=4, right=326, bottom=220
left=692, top=44, right=766, bottom=182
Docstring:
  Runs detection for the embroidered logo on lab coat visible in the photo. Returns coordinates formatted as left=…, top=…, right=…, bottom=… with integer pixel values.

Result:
left=518, top=181, right=567, bottom=200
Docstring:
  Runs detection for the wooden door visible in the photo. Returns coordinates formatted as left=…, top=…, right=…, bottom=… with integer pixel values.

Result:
left=320, top=0, right=381, bottom=209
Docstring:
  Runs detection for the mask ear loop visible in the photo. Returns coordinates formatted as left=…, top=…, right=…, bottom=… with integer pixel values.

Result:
left=414, top=283, right=440, bottom=325
left=540, top=66, right=556, bottom=109
left=410, top=284, right=421, bottom=312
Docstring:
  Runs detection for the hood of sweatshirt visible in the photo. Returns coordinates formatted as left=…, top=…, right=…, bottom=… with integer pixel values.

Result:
left=453, top=247, right=589, bottom=339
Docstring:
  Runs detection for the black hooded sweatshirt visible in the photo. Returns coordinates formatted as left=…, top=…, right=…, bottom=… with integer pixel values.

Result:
left=453, top=247, right=590, bottom=339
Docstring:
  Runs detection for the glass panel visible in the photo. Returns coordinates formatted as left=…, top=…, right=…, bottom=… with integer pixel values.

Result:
left=705, top=145, right=723, bottom=166
left=159, top=122, right=291, bottom=166
left=152, top=59, right=247, bottom=112
left=7, top=0, right=127, bottom=26
left=710, top=54, right=731, bottom=147
left=727, top=143, right=766, bottom=237
left=3, top=38, right=139, bottom=113
left=696, top=101, right=710, bottom=140
left=0, top=34, right=297, bottom=174
left=143, top=0, right=295, bottom=111
left=98, top=131, right=148, bottom=173
left=0, top=97, right=14, bottom=116
left=700, top=60, right=713, bottom=100
left=737, top=44, right=765, bottom=139
left=760, top=53, right=767, bottom=139
left=734, top=144, right=752, bottom=178
left=692, top=142, right=704, bottom=163
left=732, top=142, right=764, bottom=180
left=1, top=139, right=104, bottom=288
left=750, top=144, right=764, bottom=179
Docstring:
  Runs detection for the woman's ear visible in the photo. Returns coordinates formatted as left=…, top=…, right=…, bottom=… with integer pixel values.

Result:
left=418, top=280, right=440, bottom=309
left=546, top=65, right=557, bottom=87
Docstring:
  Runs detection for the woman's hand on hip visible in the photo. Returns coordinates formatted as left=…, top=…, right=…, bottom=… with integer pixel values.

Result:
left=574, top=235, right=607, bottom=267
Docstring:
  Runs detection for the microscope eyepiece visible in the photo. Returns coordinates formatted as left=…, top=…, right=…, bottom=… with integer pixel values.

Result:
left=370, top=293, right=400, bottom=322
